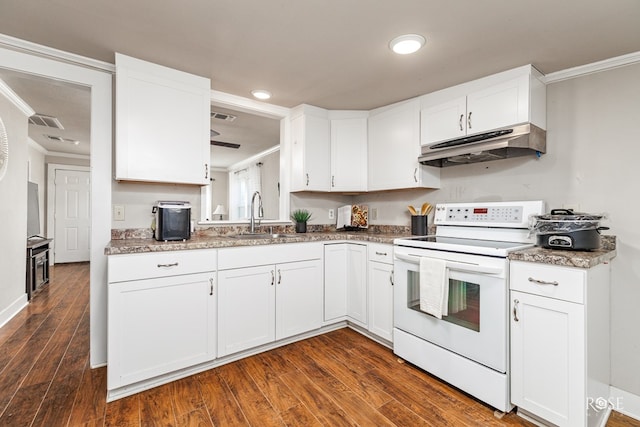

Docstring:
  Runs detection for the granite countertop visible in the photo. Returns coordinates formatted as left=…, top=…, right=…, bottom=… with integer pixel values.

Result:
left=105, top=230, right=411, bottom=256
left=508, top=235, right=617, bottom=269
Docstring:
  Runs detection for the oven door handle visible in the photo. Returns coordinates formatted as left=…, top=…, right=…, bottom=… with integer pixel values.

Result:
left=394, top=253, right=503, bottom=275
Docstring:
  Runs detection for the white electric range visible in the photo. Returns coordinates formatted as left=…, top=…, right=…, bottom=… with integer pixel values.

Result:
left=393, top=200, right=545, bottom=413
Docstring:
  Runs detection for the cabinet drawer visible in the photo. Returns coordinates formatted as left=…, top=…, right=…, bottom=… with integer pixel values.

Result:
left=510, top=261, right=585, bottom=304
left=368, top=243, right=393, bottom=264
left=218, top=243, right=322, bottom=270
left=108, top=249, right=217, bottom=283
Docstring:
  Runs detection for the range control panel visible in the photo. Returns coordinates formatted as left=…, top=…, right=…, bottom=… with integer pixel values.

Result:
left=433, top=201, right=545, bottom=228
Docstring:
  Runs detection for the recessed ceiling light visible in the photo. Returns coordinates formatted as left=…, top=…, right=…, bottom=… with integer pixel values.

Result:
left=251, top=89, right=272, bottom=100
left=389, top=34, right=426, bottom=55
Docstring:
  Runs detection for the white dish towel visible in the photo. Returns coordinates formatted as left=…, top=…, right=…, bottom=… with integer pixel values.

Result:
left=419, top=257, right=449, bottom=319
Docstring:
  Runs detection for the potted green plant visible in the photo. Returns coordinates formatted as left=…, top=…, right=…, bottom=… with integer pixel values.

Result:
left=290, top=209, right=312, bottom=233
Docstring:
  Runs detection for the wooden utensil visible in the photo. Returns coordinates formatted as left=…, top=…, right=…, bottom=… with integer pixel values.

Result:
left=408, top=205, right=418, bottom=215
left=420, top=202, right=431, bottom=215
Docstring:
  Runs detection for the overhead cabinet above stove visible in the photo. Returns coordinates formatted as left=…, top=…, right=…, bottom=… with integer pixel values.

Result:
left=419, top=65, right=547, bottom=167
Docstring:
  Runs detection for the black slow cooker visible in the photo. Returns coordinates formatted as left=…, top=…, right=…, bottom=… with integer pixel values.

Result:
left=530, top=209, right=609, bottom=251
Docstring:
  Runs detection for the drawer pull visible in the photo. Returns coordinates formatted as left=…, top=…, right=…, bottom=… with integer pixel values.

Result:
left=528, top=277, right=559, bottom=286
left=513, top=299, right=519, bottom=322
left=157, top=262, right=179, bottom=268
left=375, top=251, right=388, bottom=256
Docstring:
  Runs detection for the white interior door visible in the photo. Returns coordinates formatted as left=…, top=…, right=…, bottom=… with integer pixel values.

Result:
left=55, top=169, right=91, bottom=263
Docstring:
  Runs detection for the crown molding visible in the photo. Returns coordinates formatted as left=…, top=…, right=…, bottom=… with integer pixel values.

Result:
left=228, top=144, right=280, bottom=172
left=544, top=51, right=640, bottom=84
left=0, top=77, right=35, bottom=117
left=0, top=33, right=115, bottom=73
left=211, top=90, right=290, bottom=119
left=46, top=150, right=90, bottom=160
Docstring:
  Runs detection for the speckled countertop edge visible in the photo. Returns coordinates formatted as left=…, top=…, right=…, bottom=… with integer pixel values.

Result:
left=508, top=235, right=617, bottom=268
left=104, top=231, right=410, bottom=255
left=106, top=228, right=617, bottom=269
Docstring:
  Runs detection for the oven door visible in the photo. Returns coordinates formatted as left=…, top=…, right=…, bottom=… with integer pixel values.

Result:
left=394, top=247, right=508, bottom=372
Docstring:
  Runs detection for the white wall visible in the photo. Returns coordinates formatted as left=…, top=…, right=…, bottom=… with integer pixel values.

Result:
left=210, top=170, right=228, bottom=219
left=111, top=182, right=201, bottom=229
left=260, top=149, right=280, bottom=220
left=0, top=92, right=29, bottom=318
left=27, top=138, right=46, bottom=234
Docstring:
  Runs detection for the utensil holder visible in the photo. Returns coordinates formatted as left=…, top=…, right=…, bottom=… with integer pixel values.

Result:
left=411, top=215, right=428, bottom=236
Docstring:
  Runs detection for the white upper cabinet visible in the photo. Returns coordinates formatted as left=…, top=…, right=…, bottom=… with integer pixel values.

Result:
left=115, top=53, right=211, bottom=185
left=421, top=65, right=546, bottom=146
left=368, top=99, right=440, bottom=191
left=290, top=105, right=331, bottom=192
left=329, top=111, right=368, bottom=192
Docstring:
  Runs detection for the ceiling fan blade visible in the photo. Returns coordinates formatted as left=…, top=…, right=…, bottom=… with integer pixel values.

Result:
left=210, top=140, right=241, bottom=149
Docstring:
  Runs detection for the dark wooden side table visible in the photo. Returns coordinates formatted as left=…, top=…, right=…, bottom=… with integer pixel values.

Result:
left=26, top=238, right=53, bottom=300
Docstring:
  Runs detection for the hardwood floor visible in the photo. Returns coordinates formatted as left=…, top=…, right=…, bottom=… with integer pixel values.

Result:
left=0, top=262, right=638, bottom=426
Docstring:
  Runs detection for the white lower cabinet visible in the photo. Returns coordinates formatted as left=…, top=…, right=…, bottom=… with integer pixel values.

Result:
left=107, top=250, right=217, bottom=391
left=217, top=243, right=323, bottom=357
left=323, top=243, right=367, bottom=327
left=367, top=244, right=394, bottom=342
left=217, top=265, right=275, bottom=357
left=509, top=261, right=610, bottom=427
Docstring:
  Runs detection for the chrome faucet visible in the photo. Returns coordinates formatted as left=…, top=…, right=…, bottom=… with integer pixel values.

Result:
left=249, top=191, right=264, bottom=233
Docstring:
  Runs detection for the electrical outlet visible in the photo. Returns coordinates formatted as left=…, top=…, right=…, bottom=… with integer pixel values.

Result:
left=328, top=209, right=335, bottom=220
left=113, top=204, right=125, bottom=221
left=371, top=208, right=378, bottom=220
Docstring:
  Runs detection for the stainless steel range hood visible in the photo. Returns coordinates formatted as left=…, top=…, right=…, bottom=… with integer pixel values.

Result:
left=419, top=123, right=546, bottom=167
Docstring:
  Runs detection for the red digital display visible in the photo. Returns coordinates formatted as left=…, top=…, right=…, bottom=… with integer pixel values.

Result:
left=474, top=208, right=488, bottom=214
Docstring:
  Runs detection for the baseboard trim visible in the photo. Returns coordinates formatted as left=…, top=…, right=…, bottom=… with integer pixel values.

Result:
left=0, top=294, right=28, bottom=329
left=610, top=387, right=640, bottom=421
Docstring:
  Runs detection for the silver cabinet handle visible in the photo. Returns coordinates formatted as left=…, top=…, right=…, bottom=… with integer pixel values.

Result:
left=331, top=175, right=335, bottom=187
left=459, top=114, right=464, bottom=131
left=413, top=168, right=418, bottom=183
left=306, top=173, right=309, bottom=186
left=375, top=251, right=387, bottom=256
left=467, top=111, right=472, bottom=129
left=528, top=277, right=559, bottom=286
left=209, top=278, right=214, bottom=296
left=277, top=269, right=282, bottom=285
left=157, top=262, right=178, bottom=268
left=390, top=270, right=394, bottom=286
left=513, top=299, right=519, bottom=322
left=205, top=163, right=208, bottom=180
left=271, top=270, right=275, bottom=286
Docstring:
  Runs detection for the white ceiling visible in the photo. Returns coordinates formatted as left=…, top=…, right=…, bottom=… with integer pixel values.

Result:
left=1, top=1, right=639, bottom=160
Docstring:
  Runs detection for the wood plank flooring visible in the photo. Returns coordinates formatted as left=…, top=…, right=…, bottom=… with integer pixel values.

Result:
left=0, top=262, right=638, bottom=426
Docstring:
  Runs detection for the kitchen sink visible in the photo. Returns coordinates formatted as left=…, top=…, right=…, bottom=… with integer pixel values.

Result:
left=231, top=233, right=297, bottom=239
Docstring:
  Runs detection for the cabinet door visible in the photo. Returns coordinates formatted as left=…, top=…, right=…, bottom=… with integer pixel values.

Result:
left=346, top=244, right=368, bottom=327
left=368, top=261, right=394, bottom=342
left=276, top=259, right=323, bottom=340
left=115, top=54, right=210, bottom=185
left=290, top=114, right=330, bottom=191
left=510, top=290, right=585, bottom=427
left=324, top=244, right=347, bottom=321
left=330, top=117, right=367, bottom=191
left=466, top=75, right=529, bottom=134
left=217, top=265, right=275, bottom=357
left=368, top=99, right=438, bottom=190
left=108, top=272, right=216, bottom=389
left=421, top=96, right=467, bottom=145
